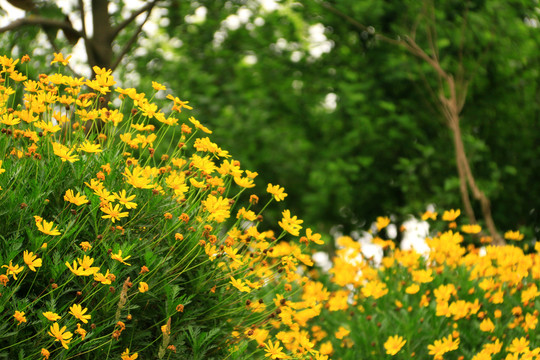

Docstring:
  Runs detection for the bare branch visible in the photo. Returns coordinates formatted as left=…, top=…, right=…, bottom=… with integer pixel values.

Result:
left=110, top=0, right=160, bottom=41
left=110, top=3, right=156, bottom=72
left=0, top=16, right=82, bottom=35
left=78, top=0, right=88, bottom=39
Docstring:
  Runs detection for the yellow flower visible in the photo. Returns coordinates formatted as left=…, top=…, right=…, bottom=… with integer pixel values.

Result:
left=100, top=203, right=129, bottom=223
left=263, top=340, right=287, bottom=359
left=504, top=230, right=524, bottom=241
left=80, top=241, right=92, bottom=252
left=233, top=176, right=255, bottom=188
left=442, top=209, right=461, bottom=221
left=152, top=81, right=166, bottom=91
left=35, top=218, right=61, bottom=236
left=138, top=282, right=149, bottom=293
left=113, top=190, right=138, bottom=209
left=421, top=210, right=437, bottom=221
left=42, top=311, right=61, bottom=322
left=75, top=323, right=87, bottom=340
left=2, top=260, right=24, bottom=280
left=13, top=310, right=27, bottom=325
left=51, top=141, right=79, bottom=162
left=278, top=209, right=303, bottom=236
left=41, top=348, right=50, bottom=359
left=376, top=216, right=391, bottom=231
left=189, top=116, right=212, bottom=134
left=335, top=326, right=350, bottom=339
left=48, top=322, right=73, bottom=349
left=69, top=303, right=91, bottom=323
left=121, top=348, right=139, bottom=360
left=64, top=189, right=90, bottom=206
left=78, top=140, right=102, bottom=153
left=462, top=224, right=482, bottom=234
left=384, top=335, right=406, bottom=355
left=267, top=183, right=288, bottom=201
left=51, top=52, right=71, bottom=65
left=230, top=276, right=251, bottom=293
left=111, top=250, right=132, bottom=266
left=21, top=250, right=41, bottom=272
left=405, top=283, right=420, bottom=294
left=480, top=318, right=495, bottom=332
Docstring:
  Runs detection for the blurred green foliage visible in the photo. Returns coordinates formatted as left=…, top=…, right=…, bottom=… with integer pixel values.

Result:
left=1, top=0, right=539, bottom=238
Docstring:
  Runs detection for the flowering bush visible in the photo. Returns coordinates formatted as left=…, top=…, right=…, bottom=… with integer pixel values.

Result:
left=295, top=212, right=538, bottom=359
left=0, top=54, right=327, bottom=359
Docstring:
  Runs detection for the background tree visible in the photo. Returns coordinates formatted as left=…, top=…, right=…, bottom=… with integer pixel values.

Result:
left=1, top=0, right=539, bottom=243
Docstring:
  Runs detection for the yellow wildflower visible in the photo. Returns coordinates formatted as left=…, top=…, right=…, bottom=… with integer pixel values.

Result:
left=23, top=250, right=42, bottom=272
left=69, top=303, right=91, bottom=323
left=48, top=322, right=73, bottom=349
left=384, top=335, right=406, bottom=356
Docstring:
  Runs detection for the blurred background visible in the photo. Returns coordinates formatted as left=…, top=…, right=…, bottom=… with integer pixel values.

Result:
left=1, top=0, right=539, bottom=244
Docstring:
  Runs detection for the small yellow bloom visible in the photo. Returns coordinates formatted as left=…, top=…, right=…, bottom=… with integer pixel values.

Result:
left=376, top=216, right=391, bottom=231
left=335, top=326, right=350, bottom=339
left=111, top=250, right=132, bottom=266
left=41, top=348, right=50, bottom=359
left=69, top=303, right=92, bottom=323
left=442, top=209, right=461, bottom=221
left=64, top=189, right=90, bottom=206
left=479, top=318, right=495, bottom=332
left=384, top=335, right=406, bottom=355
left=138, top=282, right=149, bottom=293
left=35, top=218, right=61, bottom=236
left=2, top=261, right=24, bottom=280
left=121, top=348, right=139, bottom=360
left=80, top=241, right=92, bottom=252
left=13, top=310, right=27, bottom=325
left=48, top=322, right=73, bottom=349
left=504, top=230, right=524, bottom=241
left=23, top=250, right=42, bottom=272
left=42, top=311, right=61, bottom=322
left=51, top=52, right=71, bottom=66
left=462, top=224, right=482, bottom=234
left=405, top=283, right=420, bottom=294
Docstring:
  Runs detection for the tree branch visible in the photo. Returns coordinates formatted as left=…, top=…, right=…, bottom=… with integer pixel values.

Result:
left=78, top=0, right=88, bottom=39
left=110, top=0, right=160, bottom=41
left=0, top=16, right=82, bottom=36
left=110, top=2, right=156, bottom=72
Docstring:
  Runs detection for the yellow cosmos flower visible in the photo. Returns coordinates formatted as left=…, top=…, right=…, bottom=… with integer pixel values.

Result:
left=78, top=140, right=102, bottom=153
left=462, top=224, right=482, bottom=234
left=121, top=348, right=139, bottom=360
left=138, top=282, right=149, bottom=293
left=35, top=218, right=61, bottom=236
left=51, top=52, right=71, bottom=66
left=69, top=303, right=91, bottom=323
left=384, top=335, right=406, bottom=355
left=376, top=216, right=391, bottom=231
left=64, top=189, right=90, bottom=206
left=442, top=209, right=461, bottom=221
left=13, top=310, right=27, bottom=325
left=2, top=260, right=24, bottom=280
left=42, top=311, right=61, bottom=322
left=111, top=250, right=132, bottom=266
left=335, top=326, right=350, bottom=339
left=267, top=183, right=288, bottom=201
left=263, top=340, right=287, bottom=359
left=23, top=250, right=42, bottom=272
left=100, top=203, right=129, bottom=223
left=230, top=276, right=251, bottom=293
left=504, top=230, right=524, bottom=241
left=41, top=348, right=50, bottom=359
left=479, top=318, right=495, bottom=332
left=113, top=189, right=138, bottom=209
left=48, top=322, right=73, bottom=349
left=278, top=209, right=303, bottom=236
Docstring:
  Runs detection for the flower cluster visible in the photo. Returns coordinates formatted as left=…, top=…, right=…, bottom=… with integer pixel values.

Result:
left=0, top=54, right=325, bottom=359
left=290, top=210, right=538, bottom=359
